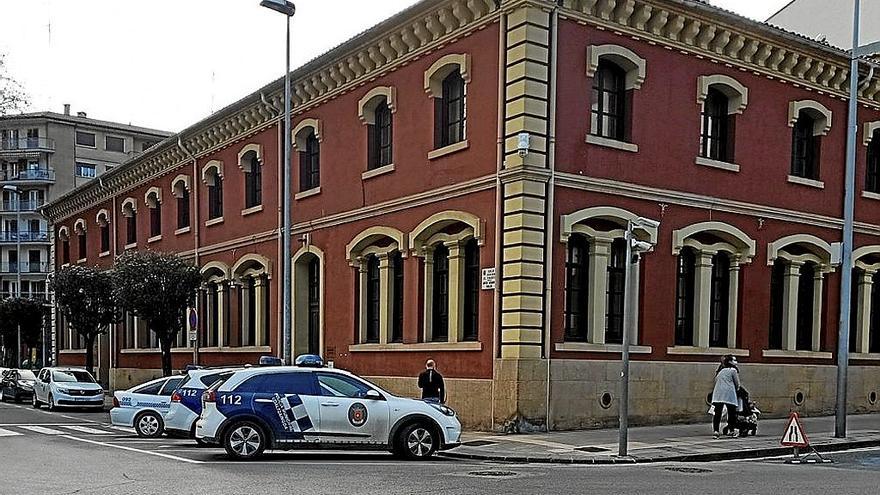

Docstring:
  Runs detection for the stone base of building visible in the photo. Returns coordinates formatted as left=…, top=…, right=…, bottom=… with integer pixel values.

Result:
left=109, top=368, right=166, bottom=392
left=546, top=359, right=880, bottom=431
left=106, top=361, right=880, bottom=432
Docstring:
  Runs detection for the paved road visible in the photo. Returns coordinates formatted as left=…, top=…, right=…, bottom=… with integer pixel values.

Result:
left=1, top=399, right=879, bottom=495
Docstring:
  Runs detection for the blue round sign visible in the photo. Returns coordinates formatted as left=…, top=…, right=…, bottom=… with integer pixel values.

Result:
left=188, top=308, right=198, bottom=329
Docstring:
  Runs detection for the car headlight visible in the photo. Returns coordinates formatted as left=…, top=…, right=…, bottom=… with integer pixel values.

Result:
left=430, top=403, right=456, bottom=417
left=57, top=388, right=70, bottom=395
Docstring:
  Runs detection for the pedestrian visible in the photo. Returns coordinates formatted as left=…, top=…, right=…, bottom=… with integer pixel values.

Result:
left=710, top=354, right=741, bottom=439
left=418, top=359, right=445, bottom=404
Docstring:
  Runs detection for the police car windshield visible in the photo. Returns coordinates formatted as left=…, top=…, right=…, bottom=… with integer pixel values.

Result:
left=52, top=370, right=95, bottom=383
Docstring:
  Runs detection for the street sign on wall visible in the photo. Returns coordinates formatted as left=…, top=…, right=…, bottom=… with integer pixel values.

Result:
left=481, top=267, right=496, bottom=290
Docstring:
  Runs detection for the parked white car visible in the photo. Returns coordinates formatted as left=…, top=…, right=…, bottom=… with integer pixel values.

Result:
left=110, top=375, right=185, bottom=437
left=32, top=367, right=104, bottom=411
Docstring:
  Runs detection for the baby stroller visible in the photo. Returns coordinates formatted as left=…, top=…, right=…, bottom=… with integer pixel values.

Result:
left=723, top=387, right=760, bottom=437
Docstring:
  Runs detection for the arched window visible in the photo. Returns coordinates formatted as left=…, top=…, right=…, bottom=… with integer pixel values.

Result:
left=671, top=221, right=755, bottom=350
left=145, top=188, right=161, bottom=239
left=200, top=263, right=230, bottom=348
left=300, top=131, right=320, bottom=191
left=675, top=247, right=697, bottom=346
left=96, top=210, right=110, bottom=254
left=564, top=234, right=590, bottom=341
left=791, top=112, right=818, bottom=179
left=425, top=54, right=470, bottom=152
left=849, top=247, right=880, bottom=354
left=171, top=175, right=191, bottom=231
left=202, top=162, right=224, bottom=221
left=867, top=128, right=880, bottom=194
left=74, top=219, right=87, bottom=262
left=700, top=88, right=730, bottom=162
left=463, top=238, right=480, bottom=342
left=788, top=101, right=831, bottom=182
left=232, top=254, right=272, bottom=348
left=365, top=254, right=381, bottom=344
left=121, top=198, right=137, bottom=246
left=347, top=226, right=407, bottom=346
left=307, top=257, right=320, bottom=354
left=591, top=61, right=626, bottom=141
left=559, top=207, right=659, bottom=348
left=58, top=227, right=70, bottom=264
left=431, top=243, right=450, bottom=342
left=766, top=234, right=835, bottom=353
left=239, top=146, right=262, bottom=209
left=370, top=102, right=393, bottom=169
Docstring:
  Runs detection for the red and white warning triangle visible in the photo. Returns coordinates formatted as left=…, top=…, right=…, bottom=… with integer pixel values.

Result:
left=780, top=412, right=810, bottom=447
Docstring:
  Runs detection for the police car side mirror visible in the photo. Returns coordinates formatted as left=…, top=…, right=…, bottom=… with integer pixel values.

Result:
left=365, top=389, right=382, bottom=400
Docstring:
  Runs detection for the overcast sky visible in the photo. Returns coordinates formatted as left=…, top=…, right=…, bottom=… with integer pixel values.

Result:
left=0, top=0, right=792, bottom=132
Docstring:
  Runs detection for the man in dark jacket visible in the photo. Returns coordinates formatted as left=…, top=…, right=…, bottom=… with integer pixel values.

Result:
left=417, top=359, right=445, bottom=403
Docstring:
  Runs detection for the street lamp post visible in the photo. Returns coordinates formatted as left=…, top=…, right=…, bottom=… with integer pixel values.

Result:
left=836, top=0, right=880, bottom=438
left=2, top=185, right=22, bottom=367
left=260, top=0, right=296, bottom=365
left=618, top=216, right=659, bottom=457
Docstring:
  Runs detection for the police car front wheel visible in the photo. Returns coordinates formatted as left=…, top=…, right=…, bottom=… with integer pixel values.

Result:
left=223, top=422, right=266, bottom=460
left=135, top=412, right=164, bottom=438
left=398, top=423, right=438, bottom=459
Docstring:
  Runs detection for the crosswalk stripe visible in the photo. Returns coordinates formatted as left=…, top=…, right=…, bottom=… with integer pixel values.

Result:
left=60, top=425, right=114, bottom=435
left=0, top=427, right=23, bottom=437
left=17, top=425, right=66, bottom=435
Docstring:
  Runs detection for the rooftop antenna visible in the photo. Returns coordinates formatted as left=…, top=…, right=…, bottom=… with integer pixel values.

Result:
left=211, top=70, right=216, bottom=114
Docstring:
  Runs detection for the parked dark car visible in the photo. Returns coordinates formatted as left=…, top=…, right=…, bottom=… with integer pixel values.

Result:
left=0, top=369, right=37, bottom=402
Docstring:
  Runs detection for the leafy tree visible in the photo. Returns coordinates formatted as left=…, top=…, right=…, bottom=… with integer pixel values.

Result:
left=112, top=251, right=202, bottom=376
left=0, top=299, right=17, bottom=367
left=0, top=53, right=28, bottom=116
left=50, top=266, right=119, bottom=376
left=0, top=298, right=48, bottom=368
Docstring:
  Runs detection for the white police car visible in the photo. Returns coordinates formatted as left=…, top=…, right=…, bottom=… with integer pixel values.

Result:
left=164, top=368, right=241, bottom=444
left=195, top=360, right=462, bottom=460
left=110, top=375, right=185, bottom=437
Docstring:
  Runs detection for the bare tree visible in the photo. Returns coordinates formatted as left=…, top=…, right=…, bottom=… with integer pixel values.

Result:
left=0, top=53, right=28, bottom=116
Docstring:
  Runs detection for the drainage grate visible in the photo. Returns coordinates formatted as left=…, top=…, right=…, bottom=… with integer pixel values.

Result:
left=463, top=440, right=497, bottom=447
left=575, top=446, right=611, bottom=453
left=468, top=471, right=518, bottom=478
left=665, top=467, right=712, bottom=474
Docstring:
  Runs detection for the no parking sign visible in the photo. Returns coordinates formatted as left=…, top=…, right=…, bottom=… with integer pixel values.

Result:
left=188, top=308, right=198, bottom=342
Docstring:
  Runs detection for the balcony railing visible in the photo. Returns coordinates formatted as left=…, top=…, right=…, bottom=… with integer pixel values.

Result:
left=0, top=262, right=50, bottom=273
left=1, top=200, right=45, bottom=212
left=1, top=168, right=56, bottom=182
left=0, top=137, right=55, bottom=152
left=0, top=231, right=49, bottom=243
left=0, top=292, right=49, bottom=302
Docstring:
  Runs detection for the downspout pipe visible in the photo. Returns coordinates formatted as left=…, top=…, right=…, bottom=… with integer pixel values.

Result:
left=543, top=5, right=559, bottom=432
left=178, top=137, right=201, bottom=366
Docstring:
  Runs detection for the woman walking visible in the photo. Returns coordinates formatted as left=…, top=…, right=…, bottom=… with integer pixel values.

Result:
left=711, top=355, right=741, bottom=439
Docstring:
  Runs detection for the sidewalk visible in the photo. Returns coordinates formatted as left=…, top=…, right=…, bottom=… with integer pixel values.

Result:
left=441, top=414, right=880, bottom=464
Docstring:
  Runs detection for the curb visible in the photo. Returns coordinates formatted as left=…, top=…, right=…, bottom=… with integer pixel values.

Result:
left=438, top=439, right=880, bottom=464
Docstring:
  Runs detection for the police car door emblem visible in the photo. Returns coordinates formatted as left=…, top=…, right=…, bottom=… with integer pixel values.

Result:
left=348, top=403, right=368, bottom=427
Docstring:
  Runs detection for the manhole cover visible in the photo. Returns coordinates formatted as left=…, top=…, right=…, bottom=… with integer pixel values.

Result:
left=665, top=467, right=712, bottom=474
left=468, top=471, right=518, bottom=478
left=463, top=440, right=497, bottom=447
left=576, top=446, right=611, bottom=453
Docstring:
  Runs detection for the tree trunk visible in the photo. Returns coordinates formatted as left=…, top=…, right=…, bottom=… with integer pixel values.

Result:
left=159, top=336, right=173, bottom=377
left=84, top=334, right=96, bottom=377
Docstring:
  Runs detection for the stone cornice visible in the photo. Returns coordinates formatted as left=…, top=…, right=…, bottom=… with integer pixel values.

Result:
left=557, top=0, right=880, bottom=107
left=43, top=0, right=501, bottom=223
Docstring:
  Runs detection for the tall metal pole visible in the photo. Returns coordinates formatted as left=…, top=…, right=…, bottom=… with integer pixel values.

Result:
left=282, top=13, right=293, bottom=365
left=15, top=191, right=22, bottom=367
left=835, top=0, right=861, bottom=439
left=618, top=222, right=634, bottom=457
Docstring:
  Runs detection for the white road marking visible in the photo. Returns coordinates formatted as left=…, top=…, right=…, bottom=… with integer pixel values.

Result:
left=60, top=425, right=114, bottom=435
left=61, top=435, right=204, bottom=464
left=18, top=425, right=66, bottom=435
left=0, top=427, right=22, bottom=437
left=108, top=425, right=132, bottom=432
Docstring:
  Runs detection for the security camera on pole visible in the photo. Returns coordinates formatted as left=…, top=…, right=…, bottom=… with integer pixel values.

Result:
left=618, top=216, right=660, bottom=457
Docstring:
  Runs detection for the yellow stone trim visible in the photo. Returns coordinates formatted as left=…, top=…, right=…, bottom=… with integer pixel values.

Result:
left=346, top=226, right=407, bottom=263
left=361, top=163, right=395, bottom=180
left=697, top=74, right=749, bottom=114
left=121, top=197, right=137, bottom=216
left=555, top=343, right=653, bottom=354
left=427, top=140, right=470, bottom=160
left=586, top=44, right=647, bottom=90
left=695, top=156, right=740, bottom=172
left=144, top=186, right=162, bottom=207
left=292, top=118, right=323, bottom=150
left=585, top=134, right=639, bottom=152
left=171, top=174, right=191, bottom=197
left=231, top=253, right=272, bottom=278
left=788, top=100, right=832, bottom=136
left=201, top=160, right=224, bottom=185
left=241, top=205, right=264, bottom=216
left=666, top=346, right=750, bottom=357
left=73, top=218, right=87, bottom=234
left=424, top=53, right=471, bottom=97
left=349, top=342, right=481, bottom=352
left=237, top=143, right=262, bottom=173
left=864, top=121, right=880, bottom=147
left=560, top=206, right=659, bottom=244
left=294, top=186, right=321, bottom=200
left=292, top=244, right=325, bottom=357
left=672, top=221, right=756, bottom=259
left=409, top=210, right=482, bottom=253
left=205, top=217, right=224, bottom=227
left=95, top=209, right=110, bottom=226
left=357, top=86, right=397, bottom=125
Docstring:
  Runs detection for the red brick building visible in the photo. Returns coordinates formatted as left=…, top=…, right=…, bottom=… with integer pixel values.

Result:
left=44, top=0, right=880, bottom=430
